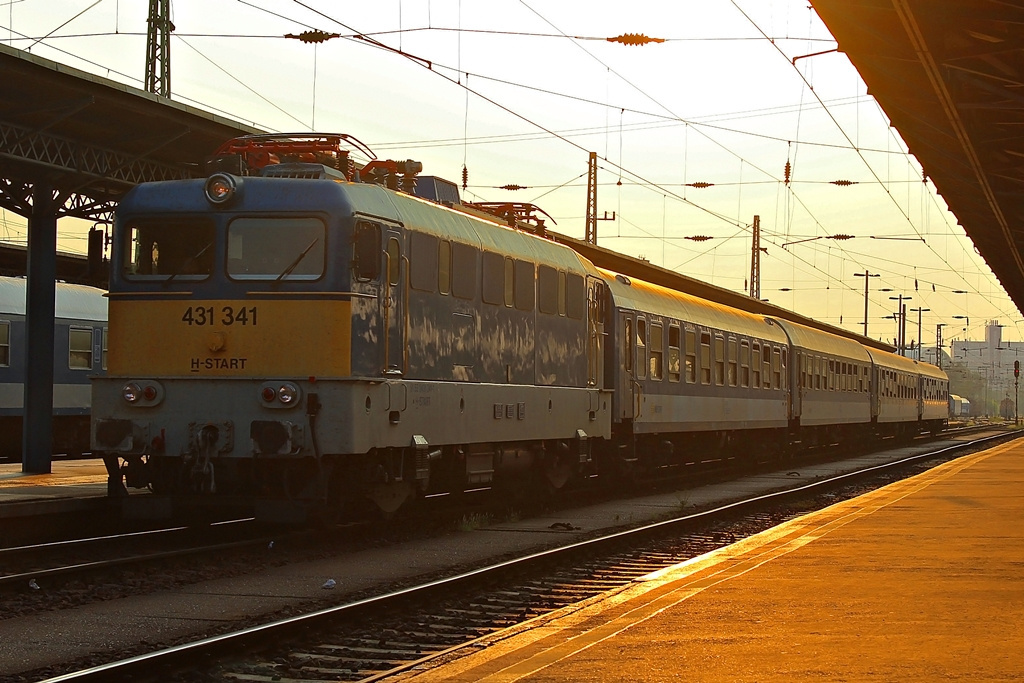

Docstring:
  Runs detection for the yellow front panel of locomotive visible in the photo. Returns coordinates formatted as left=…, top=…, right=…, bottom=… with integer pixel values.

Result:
left=107, top=299, right=352, bottom=377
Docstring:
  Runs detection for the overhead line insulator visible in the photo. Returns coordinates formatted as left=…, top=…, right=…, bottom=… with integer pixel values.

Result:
left=607, top=33, right=665, bottom=46
left=499, top=184, right=527, bottom=191
left=687, top=181, right=714, bottom=189
left=285, top=30, right=341, bottom=44
left=830, top=179, right=856, bottom=186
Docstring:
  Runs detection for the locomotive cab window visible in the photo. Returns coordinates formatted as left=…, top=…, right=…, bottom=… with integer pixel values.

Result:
left=227, top=217, right=325, bottom=281
left=124, top=220, right=216, bottom=280
left=386, top=237, right=401, bottom=285
left=69, top=327, right=93, bottom=370
left=0, top=320, right=8, bottom=367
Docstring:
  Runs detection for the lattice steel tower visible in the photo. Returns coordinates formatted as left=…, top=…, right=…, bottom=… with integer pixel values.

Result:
left=145, top=0, right=173, bottom=97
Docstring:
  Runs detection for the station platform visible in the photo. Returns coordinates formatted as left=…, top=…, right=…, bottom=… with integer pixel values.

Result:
left=0, top=458, right=112, bottom=519
left=403, top=439, right=1024, bottom=682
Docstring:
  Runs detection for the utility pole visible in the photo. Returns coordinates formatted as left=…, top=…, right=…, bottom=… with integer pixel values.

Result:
left=854, top=270, right=879, bottom=336
left=911, top=307, right=930, bottom=361
left=936, top=324, right=946, bottom=369
left=889, top=295, right=911, bottom=355
left=749, top=215, right=761, bottom=300
left=145, top=0, right=173, bottom=97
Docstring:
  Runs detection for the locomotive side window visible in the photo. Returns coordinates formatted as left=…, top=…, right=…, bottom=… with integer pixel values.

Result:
left=386, top=237, right=401, bottom=285
left=700, top=332, right=712, bottom=385
left=685, top=329, right=697, bottom=383
left=69, top=327, right=93, bottom=370
left=227, top=217, right=325, bottom=281
left=514, top=260, right=534, bottom=311
left=650, top=323, right=664, bottom=380
left=739, top=340, right=750, bottom=387
left=438, top=240, right=451, bottom=295
left=0, top=321, right=8, bottom=367
left=636, top=318, right=647, bottom=379
left=728, top=338, right=738, bottom=386
left=566, top=273, right=586, bottom=320
left=409, top=232, right=438, bottom=292
left=538, top=266, right=558, bottom=314
left=124, top=220, right=215, bottom=280
left=503, top=257, right=515, bottom=307
left=353, top=222, right=381, bottom=281
left=451, top=243, right=477, bottom=300
left=481, top=251, right=504, bottom=305
left=714, top=335, right=725, bottom=385
left=558, top=271, right=567, bottom=315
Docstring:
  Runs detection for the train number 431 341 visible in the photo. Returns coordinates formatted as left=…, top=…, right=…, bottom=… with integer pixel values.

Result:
left=181, top=305, right=258, bottom=326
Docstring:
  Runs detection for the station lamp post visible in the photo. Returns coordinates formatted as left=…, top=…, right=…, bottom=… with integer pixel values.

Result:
left=854, top=271, right=880, bottom=336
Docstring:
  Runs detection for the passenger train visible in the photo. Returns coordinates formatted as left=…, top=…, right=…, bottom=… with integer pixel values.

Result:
left=0, top=276, right=108, bottom=460
left=92, top=134, right=949, bottom=518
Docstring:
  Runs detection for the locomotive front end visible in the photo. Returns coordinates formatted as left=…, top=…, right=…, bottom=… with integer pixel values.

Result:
left=93, top=168, right=356, bottom=514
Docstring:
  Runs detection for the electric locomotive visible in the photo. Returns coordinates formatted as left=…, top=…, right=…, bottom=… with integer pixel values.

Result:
left=93, top=134, right=609, bottom=518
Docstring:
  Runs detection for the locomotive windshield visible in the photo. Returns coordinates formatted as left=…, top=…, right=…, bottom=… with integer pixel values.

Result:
left=123, top=220, right=216, bottom=280
left=227, top=217, right=325, bottom=281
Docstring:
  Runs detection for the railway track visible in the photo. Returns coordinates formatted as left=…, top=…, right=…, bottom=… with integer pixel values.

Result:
left=3, top=424, right=993, bottom=597
left=38, top=428, right=1019, bottom=683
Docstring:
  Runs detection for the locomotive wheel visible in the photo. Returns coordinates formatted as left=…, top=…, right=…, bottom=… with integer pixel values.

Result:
left=542, top=451, right=573, bottom=491
left=367, top=479, right=415, bottom=517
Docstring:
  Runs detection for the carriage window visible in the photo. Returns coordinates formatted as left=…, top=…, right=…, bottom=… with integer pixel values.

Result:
left=69, top=327, right=93, bottom=370
left=668, top=325, right=681, bottom=383
left=481, top=251, right=504, bottom=305
left=438, top=240, right=451, bottom=295
left=624, top=318, right=634, bottom=373
left=752, top=343, right=761, bottom=388
left=700, top=332, right=712, bottom=385
left=636, top=318, right=647, bottom=379
left=409, top=232, right=438, bottom=292
left=740, top=340, right=750, bottom=387
left=538, top=266, right=558, bottom=314
left=224, top=217, right=325, bottom=281
left=452, top=242, right=477, bottom=300
left=762, top=347, right=772, bottom=388
left=566, top=273, right=586, bottom=320
left=515, top=260, right=535, bottom=311
left=728, top=338, right=738, bottom=386
left=101, top=327, right=108, bottom=371
left=0, top=321, right=8, bottom=367
left=772, top=347, right=782, bottom=389
left=650, top=323, right=664, bottom=380
left=504, top=257, right=515, bottom=307
left=352, top=221, right=381, bottom=281
left=714, top=336, right=725, bottom=385
left=685, top=329, right=697, bottom=383
left=125, top=220, right=216, bottom=280
left=781, top=348, right=787, bottom=390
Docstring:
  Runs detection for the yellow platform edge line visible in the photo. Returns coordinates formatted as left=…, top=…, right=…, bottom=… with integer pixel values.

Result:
left=403, top=441, right=1018, bottom=682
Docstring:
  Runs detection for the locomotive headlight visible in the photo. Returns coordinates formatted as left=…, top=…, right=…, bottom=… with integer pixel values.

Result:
left=204, top=173, right=239, bottom=205
left=277, top=384, right=299, bottom=405
left=122, top=382, right=142, bottom=403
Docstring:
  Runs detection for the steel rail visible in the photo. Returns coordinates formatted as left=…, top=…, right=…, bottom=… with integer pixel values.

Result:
left=40, top=429, right=1021, bottom=683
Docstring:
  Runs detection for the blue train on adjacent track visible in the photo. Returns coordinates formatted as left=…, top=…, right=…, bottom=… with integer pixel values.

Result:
left=0, top=276, right=107, bottom=460
left=93, top=134, right=949, bottom=519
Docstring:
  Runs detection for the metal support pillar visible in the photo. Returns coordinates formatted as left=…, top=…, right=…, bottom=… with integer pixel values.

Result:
left=585, top=151, right=597, bottom=245
left=749, top=215, right=761, bottom=300
left=22, top=182, right=58, bottom=473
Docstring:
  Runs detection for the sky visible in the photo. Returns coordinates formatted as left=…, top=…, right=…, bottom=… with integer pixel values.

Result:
left=2, top=0, right=1021, bottom=350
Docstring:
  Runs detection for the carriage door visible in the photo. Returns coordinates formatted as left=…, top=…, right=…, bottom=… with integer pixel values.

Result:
left=382, top=230, right=406, bottom=375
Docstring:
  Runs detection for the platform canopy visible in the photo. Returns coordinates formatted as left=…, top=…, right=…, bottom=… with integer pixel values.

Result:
left=810, top=0, right=1024, bottom=312
left=0, top=42, right=262, bottom=282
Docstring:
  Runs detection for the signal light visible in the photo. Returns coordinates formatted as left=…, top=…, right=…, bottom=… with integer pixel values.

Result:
left=204, top=173, right=238, bottom=205
left=1015, top=360, right=1019, bottom=378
